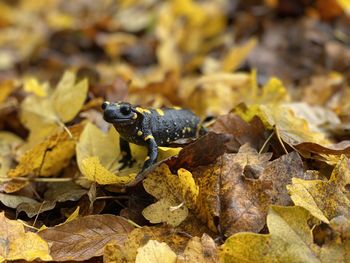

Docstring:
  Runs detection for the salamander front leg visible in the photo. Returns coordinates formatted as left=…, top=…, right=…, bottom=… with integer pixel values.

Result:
left=119, top=137, right=135, bottom=170
left=142, top=135, right=158, bottom=172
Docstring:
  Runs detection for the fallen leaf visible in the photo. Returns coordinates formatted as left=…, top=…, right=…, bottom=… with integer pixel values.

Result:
left=135, top=240, right=177, bottom=263
left=17, top=201, right=56, bottom=218
left=51, top=71, right=88, bottom=123
left=0, top=131, right=23, bottom=177
left=221, top=38, right=257, bottom=72
left=8, top=123, right=84, bottom=177
left=143, top=164, right=190, bottom=226
left=0, top=192, right=37, bottom=209
left=287, top=155, right=350, bottom=223
left=219, top=206, right=321, bottom=262
left=123, top=226, right=189, bottom=262
left=165, top=132, right=230, bottom=173
left=0, top=212, right=51, bottom=262
left=217, top=145, right=273, bottom=236
left=20, top=71, right=88, bottom=145
left=23, top=77, right=49, bottom=97
left=211, top=113, right=266, bottom=152
left=0, top=80, right=15, bottom=103
left=179, top=234, right=218, bottom=263
left=38, top=214, right=134, bottom=261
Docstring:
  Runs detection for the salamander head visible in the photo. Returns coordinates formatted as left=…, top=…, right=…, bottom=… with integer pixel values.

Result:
left=102, top=101, right=138, bottom=126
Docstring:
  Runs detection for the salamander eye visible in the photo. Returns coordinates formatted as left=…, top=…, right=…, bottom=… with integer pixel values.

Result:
left=120, top=106, right=131, bottom=115
left=101, top=101, right=109, bottom=110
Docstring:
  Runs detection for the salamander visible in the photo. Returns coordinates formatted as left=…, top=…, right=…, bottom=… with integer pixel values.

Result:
left=102, top=101, right=205, bottom=171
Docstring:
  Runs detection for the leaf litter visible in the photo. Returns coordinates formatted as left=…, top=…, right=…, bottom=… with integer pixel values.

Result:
left=0, top=0, right=350, bottom=262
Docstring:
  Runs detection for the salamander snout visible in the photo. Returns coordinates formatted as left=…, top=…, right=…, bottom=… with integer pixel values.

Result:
left=102, top=101, right=137, bottom=125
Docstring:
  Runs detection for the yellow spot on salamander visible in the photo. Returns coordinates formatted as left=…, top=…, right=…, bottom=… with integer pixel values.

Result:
left=145, top=156, right=150, bottom=161
left=173, top=106, right=181, bottom=110
left=137, top=130, right=143, bottom=136
left=144, top=135, right=154, bottom=141
left=136, top=107, right=151, bottom=114
left=156, top=109, right=165, bottom=116
left=132, top=114, right=137, bottom=119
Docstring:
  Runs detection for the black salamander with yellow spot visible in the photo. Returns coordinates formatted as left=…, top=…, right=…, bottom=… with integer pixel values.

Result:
left=102, top=101, right=205, bottom=171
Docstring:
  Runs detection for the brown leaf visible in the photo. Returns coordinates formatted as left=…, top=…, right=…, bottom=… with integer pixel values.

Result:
left=130, top=71, right=181, bottom=105
left=218, top=145, right=273, bottom=236
left=295, top=141, right=350, bottom=155
left=211, top=113, right=267, bottom=152
left=260, top=151, right=305, bottom=205
left=165, top=132, right=231, bottom=173
left=38, top=214, right=134, bottom=261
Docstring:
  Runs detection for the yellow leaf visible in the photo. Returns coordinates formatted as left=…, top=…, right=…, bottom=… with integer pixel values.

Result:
left=23, top=77, right=49, bottom=97
left=135, top=240, right=177, bottom=263
left=20, top=94, right=58, bottom=147
left=20, top=71, right=88, bottom=145
left=178, top=168, right=199, bottom=206
left=337, top=0, right=350, bottom=14
left=221, top=38, right=257, bottom=72
left=287, top=155, right=350, bottom=223
left=0, top=80, right=15, bottom=103
left=81, top=156, right=137, bottom=185
left=64, top=206, right=80, bottom=222
left=8, top=124, right=84, bottom=177
left=143, top=164, right=196, bottom=226
left=219, top=206, right=320, bottom=263
left=142, top=198, right=188, bottom=226
left=0, top=212, right=51, bottom=262
left=52, top=71, right=88, bottom=123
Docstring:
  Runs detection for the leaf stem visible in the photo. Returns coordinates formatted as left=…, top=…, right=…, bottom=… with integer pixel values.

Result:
left=258, top=131, right=275, bottom=154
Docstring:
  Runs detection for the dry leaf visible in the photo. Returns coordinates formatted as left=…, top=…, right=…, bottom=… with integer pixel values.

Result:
left=38, top=214, right=134, bottom=261
left=287, top=155, right=350, bottom=223
left=20, top=71, right=88, bottom=145
left=135, top=240, right=177, bottom=263
left=220, top=205, right=350, bottom=263
left=179, top=234, right=218, bottom=263
left=0, top=212, right=51, bottom=262
left=8, top=123, right=84, bottom=177
left=123, top=226, right=189, bottom=262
